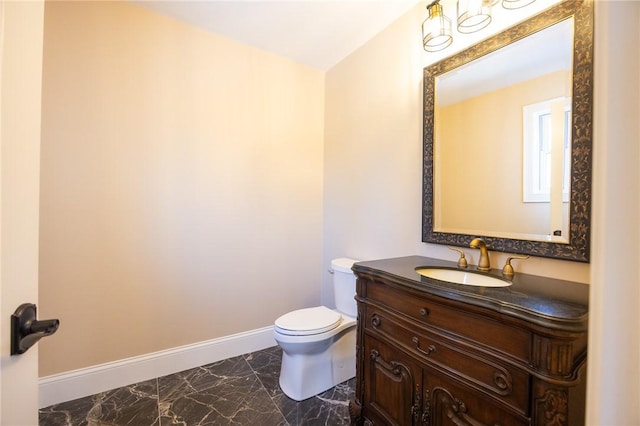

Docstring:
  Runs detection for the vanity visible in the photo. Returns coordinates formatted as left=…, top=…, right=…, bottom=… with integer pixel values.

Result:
left=348, top=256, right=588, bottom=425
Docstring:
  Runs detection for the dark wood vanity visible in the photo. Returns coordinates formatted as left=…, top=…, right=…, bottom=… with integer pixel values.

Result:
left=349, top=256, right=588, bottom=426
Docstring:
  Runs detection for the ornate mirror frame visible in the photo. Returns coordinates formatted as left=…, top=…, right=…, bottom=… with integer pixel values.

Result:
left=422, top=0, right=593, bottom=262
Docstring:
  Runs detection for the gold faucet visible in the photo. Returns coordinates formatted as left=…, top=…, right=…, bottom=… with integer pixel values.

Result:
left=502, top=254, right=529, bottom=279
left=469, top=238, right=490, bottom=271
left=447, top=246, right=468, bottom=268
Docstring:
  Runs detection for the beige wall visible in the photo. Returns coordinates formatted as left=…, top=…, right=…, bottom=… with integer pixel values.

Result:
left=437, top=70, right=570, bottom=236
left=323, top=4, right=428, bottom=310
left=38, top=1, right=325, bottom=376
left=587, top=1, right=640, bottom=424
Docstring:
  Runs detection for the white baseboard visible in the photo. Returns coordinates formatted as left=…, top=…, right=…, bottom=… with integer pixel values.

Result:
left=39, top=326, right=276, bottom=409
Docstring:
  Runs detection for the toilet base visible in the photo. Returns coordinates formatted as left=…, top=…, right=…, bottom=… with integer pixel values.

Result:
left=277, top=324, right=356, bottom=401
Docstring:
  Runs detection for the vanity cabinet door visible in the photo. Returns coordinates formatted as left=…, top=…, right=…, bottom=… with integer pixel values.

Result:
left=423, top=368, right=530, bottom=426
left=363, top=335, right=423, bottom=426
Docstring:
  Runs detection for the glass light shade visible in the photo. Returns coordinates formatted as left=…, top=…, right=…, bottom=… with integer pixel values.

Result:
left=502, top=0, right=536, bottom=9
left=422, top=3, right=453, bottom=52
left=457, top=0, right=492, bottom=34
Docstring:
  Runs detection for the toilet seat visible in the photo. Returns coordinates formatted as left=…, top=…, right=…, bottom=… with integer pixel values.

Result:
left=274, top=306, right=342, bottom=336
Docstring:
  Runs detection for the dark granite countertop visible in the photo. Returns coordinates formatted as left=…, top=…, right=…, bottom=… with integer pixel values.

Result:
left=352, top=256, right=589, bottom=333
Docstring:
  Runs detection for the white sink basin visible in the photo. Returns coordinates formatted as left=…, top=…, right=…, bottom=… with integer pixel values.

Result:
left=415, top=268, right=512, bottom=287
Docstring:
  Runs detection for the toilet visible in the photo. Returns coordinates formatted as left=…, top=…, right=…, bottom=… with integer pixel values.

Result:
left=273, top=258, right=359, bottom=401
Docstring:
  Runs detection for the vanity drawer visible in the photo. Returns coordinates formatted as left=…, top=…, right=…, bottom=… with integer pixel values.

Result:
left=365, top=280, right=532, bottom=362
left=364, top=308, right=529, bottom=414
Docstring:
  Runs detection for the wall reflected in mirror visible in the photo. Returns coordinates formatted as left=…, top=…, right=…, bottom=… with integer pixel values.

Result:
left=434, top=18, right=573, bottom=243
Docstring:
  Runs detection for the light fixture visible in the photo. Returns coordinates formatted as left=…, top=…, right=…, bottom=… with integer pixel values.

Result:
left=502, top=0, right=536, bottom=9
left=422, top=0, right=453, bottom=52
left=457, top=0, right=492, bottom=34
left=422, top=0, right=537, bottom=53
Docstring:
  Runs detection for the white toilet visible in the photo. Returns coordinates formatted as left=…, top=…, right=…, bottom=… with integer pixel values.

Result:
left=273, top=257, right=359, bottom=401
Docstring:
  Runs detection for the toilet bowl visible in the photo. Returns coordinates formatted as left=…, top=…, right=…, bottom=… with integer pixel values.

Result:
left=273, top=258, right=359, bottom=401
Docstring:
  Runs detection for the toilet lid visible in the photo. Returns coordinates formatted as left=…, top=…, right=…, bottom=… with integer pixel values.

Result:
left=275, top=306, right=342, bottom=336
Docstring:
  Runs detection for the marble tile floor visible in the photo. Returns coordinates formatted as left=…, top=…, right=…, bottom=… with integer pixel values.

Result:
left=39, top=346, right=355, bottom=426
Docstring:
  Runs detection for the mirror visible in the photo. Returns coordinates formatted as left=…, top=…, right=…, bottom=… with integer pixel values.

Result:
left=422, top=0, right=593, bottom=262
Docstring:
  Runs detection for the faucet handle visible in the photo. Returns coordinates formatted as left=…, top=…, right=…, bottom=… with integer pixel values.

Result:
left=502, top=254, right=530, bottom=278
left=447, top=246, right=468, bottom=268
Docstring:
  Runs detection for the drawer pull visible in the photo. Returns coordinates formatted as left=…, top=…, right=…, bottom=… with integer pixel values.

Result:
left=419, top=308, right=429, bottom=317
left=412, top=336, right=436, bottom=356
left=371, top=315, right=381, bottom=328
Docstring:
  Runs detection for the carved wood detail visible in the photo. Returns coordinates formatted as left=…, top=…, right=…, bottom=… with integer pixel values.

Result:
left=434, top=388, right=492, bottom=426
left=370, top=349, right=412, bottom=383
left=534, top=389, right=568, bottom=426
left=422, top=390, right=431, bottom=425
left=532, top=335, right=575, bottom=377
left=348, top=399, right=362, bottom=425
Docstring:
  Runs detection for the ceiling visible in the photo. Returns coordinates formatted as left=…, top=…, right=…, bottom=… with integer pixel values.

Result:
left=438, top=17, right=572, bottom=105
left=135, top=0, right=420, bottom=71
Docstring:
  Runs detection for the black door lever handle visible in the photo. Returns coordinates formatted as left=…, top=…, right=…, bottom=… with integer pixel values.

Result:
left=11, top=303, right=59, bottom=355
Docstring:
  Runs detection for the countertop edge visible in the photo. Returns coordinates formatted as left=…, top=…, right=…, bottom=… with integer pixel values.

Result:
left=352, top=256, right=589, bottom=333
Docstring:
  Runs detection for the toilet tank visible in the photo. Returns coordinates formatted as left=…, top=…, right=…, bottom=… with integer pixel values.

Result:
left=331, top=258, right=359, bottom=318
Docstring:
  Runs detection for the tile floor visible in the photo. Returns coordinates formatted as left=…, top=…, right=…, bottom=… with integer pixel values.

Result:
left=39, top=346, right=354, bottom=426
